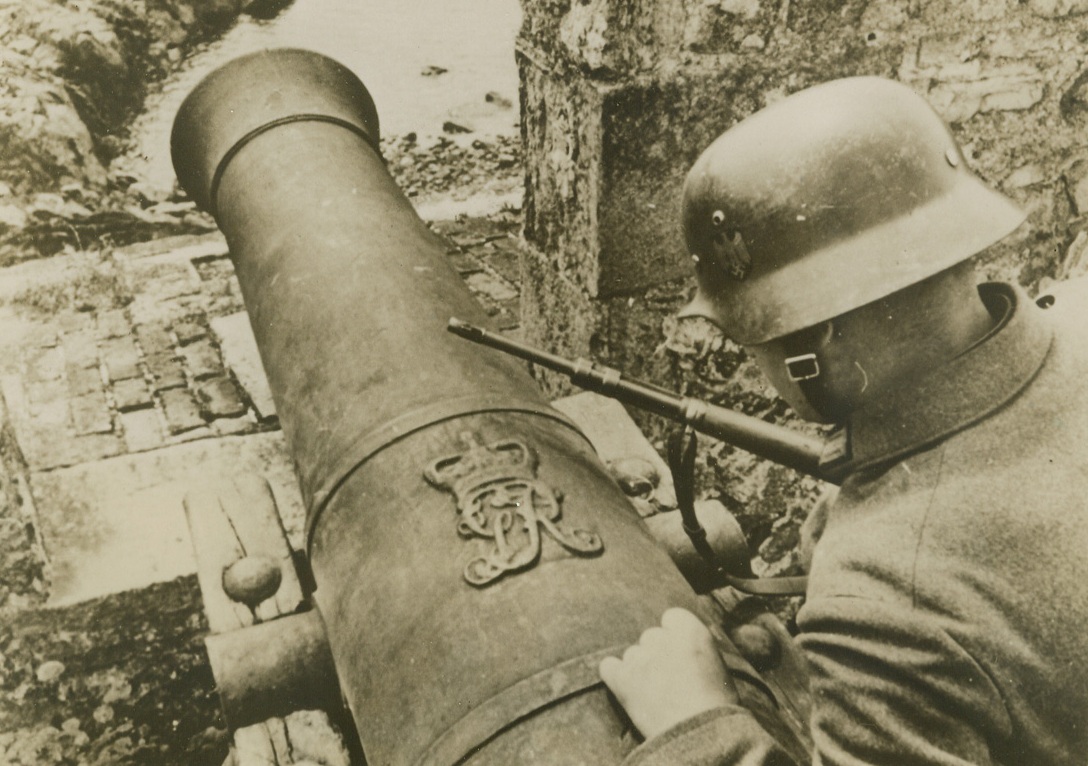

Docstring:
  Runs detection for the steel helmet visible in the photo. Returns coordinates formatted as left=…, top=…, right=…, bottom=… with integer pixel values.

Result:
left=681, top=76, right=1026, bottom=345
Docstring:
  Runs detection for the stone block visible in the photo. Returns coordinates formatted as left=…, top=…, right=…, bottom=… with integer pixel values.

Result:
left=99, top=337, right=141, bottom=382
left=134, top=323, right=174, bottom=356
left=30, top=431, right=305, bottom=605
left=719, top=0, right=762, bottom=19
left=493, top=297, right=520, bottom=331
left=112, top=377, right=152, bottom=413
left=900, top=47, right=1046, bottom=124
left=159, top=389, right=205, bottom=434
left=519, top=244, right=601, bottom=398
left=144, top=352, right=186, bottom=392
left=480, top=244, right=520, bottom=285
left=519, top=0, right=678, bottom=75
left=27, top=393, right=68, bottom=425
left=212, top=415, right=256, bottom=436
left=447, top=251, right=484, bottom=275
left=57, top=311, right=93, bottom=335
left=194, top=377, right=246, bottom=419
left=520, top=62, right=744, bottom=298
left=125, top=293, right=185, bottom=328
left=520, top=241, right=697, bottom=398
left=44, top=433, right=125, bottom=471
left=114, top=232, right=227, bottom=260
left=66, top=364, right=103, bottom=397
left=929, top=72, right=1045, bottom=123
left=161, top=276, right=202, bottom=301
left=24, top=325, right=58, bottom=349
left=94, top=310, right=129, bottom=341
left=26, top=346, right=64, bottom=384
left=1005, top=163, right=1046, bottom=189
left=1030, top=0, right=1088, bottom=16
left=210, top=313, right=277, bottom=420
left=119, top=408, right=163, bottom=453
left=173, top=316, right=206, bottom=345
left=1064, top=158, right=1088, bottom=216
left=682, top=0, right=778, bottom=54
left=463, top=270, right=518, bottom=302
left=69, top=392, right=112, bottom=436
left=17, top=424, right=67, bottom=470
left=181, top=338, right=223, bottom=381
left=127, top=261, right=200, bottom=304
left=61, top=331, right=99, bottom=369
left=1055, top=230, right=1088, bottom=281
left=520, top=63, right=603, bottom=295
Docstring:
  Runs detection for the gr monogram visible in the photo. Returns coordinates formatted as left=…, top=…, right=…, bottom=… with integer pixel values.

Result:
left=424, top=433, right=603, bottom=587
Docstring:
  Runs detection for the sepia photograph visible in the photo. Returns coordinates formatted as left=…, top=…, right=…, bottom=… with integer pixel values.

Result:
left=0, top=0, right=1084, bottom=764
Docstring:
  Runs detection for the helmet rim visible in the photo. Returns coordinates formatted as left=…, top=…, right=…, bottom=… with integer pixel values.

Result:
left=687, top=170, right=1026, bottom=345
left=680, top=77, right=1027, bottom=345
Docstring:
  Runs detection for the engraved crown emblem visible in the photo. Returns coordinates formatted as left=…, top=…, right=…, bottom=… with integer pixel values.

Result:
left=424, top=433, right=537, bottom=499
left=424, top=431, right=603, bottom=587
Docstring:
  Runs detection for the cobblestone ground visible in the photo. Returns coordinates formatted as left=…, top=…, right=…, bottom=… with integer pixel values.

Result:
left=0, top=209, right=522, bottom=765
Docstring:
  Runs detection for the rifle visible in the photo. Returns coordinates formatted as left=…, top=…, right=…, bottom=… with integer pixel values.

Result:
left=448, top=318, right=845, bottom=484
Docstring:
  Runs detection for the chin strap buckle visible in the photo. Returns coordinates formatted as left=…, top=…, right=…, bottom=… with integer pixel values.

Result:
left=785, top=353, right=820, bottom=382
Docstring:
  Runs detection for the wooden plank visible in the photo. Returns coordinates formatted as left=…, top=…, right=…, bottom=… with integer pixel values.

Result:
left=184, top=473, right=306, bottom=634
left=222, top=474, right=306, bottom=623
left=184, top=483, right=250, bottom=633
left=232, top=718, right=284, bottom=764
left=231, top=711, right=351, bottom=766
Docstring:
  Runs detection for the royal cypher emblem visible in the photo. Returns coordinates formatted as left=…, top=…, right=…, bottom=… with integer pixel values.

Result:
left=424, top=433, right=603, bottom=587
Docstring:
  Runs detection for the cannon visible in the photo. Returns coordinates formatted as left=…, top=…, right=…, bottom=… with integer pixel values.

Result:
left=171, top=48, right=810, bottom=765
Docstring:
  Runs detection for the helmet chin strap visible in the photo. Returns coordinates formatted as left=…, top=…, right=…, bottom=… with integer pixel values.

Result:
left=781, top=321, right=839, bottom=421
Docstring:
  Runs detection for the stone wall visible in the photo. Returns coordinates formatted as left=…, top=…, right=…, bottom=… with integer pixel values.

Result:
left=517, top=0, right=1088, bottom=574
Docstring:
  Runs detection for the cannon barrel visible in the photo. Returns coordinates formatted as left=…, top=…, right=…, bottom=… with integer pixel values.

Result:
left=171, top=49, right=797, bottom=765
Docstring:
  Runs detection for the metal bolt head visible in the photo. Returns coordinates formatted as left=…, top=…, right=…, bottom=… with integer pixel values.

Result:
left=608, top=457, right=660, bottom=500
left=222, top=555, right=282, bottom=608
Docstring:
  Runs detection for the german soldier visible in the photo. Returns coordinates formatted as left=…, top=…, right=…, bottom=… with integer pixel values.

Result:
left=600, top=76, right=1088, bottom=765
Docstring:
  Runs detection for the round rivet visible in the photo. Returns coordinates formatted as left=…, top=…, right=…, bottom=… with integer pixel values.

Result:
left=945, top=148, right=960, bottom=168
left=711, top=210, right=726, bottom=227
left=729, top=623, right=781, bottom=671
left=222, top=555, right=282, bottom=608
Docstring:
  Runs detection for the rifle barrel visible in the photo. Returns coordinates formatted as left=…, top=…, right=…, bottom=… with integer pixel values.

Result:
left=447, top=318, right=834, bottom=482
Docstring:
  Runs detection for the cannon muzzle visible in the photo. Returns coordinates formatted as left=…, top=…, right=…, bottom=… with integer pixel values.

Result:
left=172, top=48, right=804, bottom=765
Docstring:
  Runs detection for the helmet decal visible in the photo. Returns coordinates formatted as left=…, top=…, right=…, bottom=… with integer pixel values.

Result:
left=712, top=226, right=753, bottom=281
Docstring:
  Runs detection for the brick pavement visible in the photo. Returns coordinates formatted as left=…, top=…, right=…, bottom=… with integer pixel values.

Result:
left=0, top=206, right=712, bottom=766
left=0, top=212, right=523, bottom=608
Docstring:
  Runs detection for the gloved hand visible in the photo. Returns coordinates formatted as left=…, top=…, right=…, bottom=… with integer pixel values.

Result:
left=599, top=607, right=739, bottom=739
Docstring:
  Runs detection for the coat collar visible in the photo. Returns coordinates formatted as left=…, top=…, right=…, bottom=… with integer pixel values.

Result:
left=844, top=282, right=1054, bottom=474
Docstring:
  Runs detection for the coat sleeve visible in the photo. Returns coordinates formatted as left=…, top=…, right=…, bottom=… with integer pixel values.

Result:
left=621, top=706, right=797, bottom=766
left=797, top=595, right=1010, bottom=765
left=623, top=596, right=1010, bottom=766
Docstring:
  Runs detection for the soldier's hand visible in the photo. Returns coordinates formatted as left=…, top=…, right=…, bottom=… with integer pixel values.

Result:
left=599, top=607, right=739, bottom=740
